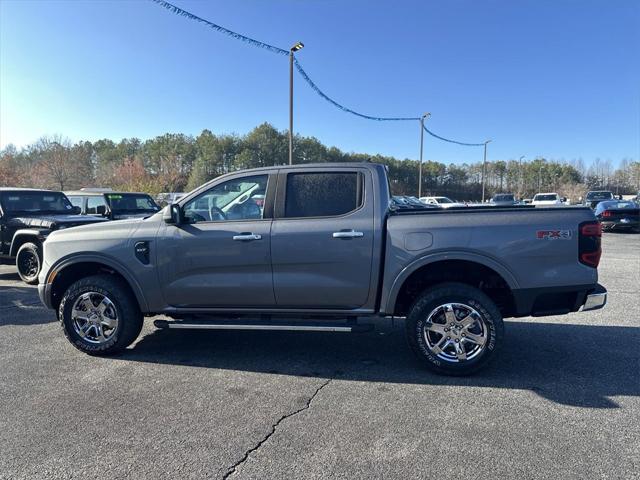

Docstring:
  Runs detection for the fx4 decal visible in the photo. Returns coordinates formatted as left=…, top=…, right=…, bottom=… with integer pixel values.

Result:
left=537, top=230, right=572, bottom=240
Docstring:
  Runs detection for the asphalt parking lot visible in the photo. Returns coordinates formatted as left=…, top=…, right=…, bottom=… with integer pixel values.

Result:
left=1, top=233, right=638, bottom=479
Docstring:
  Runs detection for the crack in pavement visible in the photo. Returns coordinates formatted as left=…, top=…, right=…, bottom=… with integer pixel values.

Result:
left=222, top=378, right=332, bottom=479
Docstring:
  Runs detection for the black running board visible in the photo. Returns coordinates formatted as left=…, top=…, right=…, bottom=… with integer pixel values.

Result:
left=153, top=319, right=373, bottom=333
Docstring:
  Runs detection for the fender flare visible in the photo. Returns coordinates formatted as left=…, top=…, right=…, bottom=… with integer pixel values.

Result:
left=9, top=229, right=48, bottom=256
left=383, top=250, right=520, bottom=315
left=48, top=253, right=150, bottom=312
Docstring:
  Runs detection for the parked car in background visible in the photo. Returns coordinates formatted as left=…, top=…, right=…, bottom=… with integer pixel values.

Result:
left=532, top=192, right=565, bottom=206
left=39, top=163, right=606, bottom=376
left=392, top=196, right=439, bottom=210
left=419, top=196, right=466, bottom=208
left=594, top=200, right=640, bottom=232
left=65, top=189, right=161, bottom=220
left=583, top=191, right=614, bottom=209
left=0, top=188, right=107, bottom=283
left=155, top=192, right=187, bottom=207
left=490, top=193, right=517, bottom=206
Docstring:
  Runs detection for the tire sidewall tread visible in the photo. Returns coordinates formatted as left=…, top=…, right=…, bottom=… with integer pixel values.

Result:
left=59, top=274, right=142, bottom=356
left=16, top=242, right=41, bottom=285
left=405, top=282, right=504, bottom=376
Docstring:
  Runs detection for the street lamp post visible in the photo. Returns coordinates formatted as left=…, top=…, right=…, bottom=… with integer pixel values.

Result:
left=289, top=42, right=304, bottom=165
left=418, top=112, right=430, bottom=198
left=519, top=155, right=525, bottom=198
left=481, top=140, right=492, bottom=202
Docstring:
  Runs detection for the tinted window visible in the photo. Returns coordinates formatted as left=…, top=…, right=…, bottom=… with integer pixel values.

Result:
left=0, top=191, right=73, bottom=213
left=86, top=196, right=107, bottom=214
left=183, top=175, right=268, bottom=223
left=534, top=194, right=558, bottom=201
left=285, top=172, right=362, bottom=218
left=600, top=201, right=636, bottom=210
left=586, top=192, right=613, bottom=200
left=106, top=193, right=159, bottom=212
left=493, top=194, right=514, bottom=202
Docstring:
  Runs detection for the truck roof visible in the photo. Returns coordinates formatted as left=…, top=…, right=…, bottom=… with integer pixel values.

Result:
left=0, top=187, right=55, bottom=192
left=224, top=161, right=385, bottom=173
left=64, top=190, right=151, bottom=196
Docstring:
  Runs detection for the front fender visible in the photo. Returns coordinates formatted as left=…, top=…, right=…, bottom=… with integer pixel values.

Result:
left=382, top=250, right=520, bottom=315
left=45, top=253, right=150, bottom=312
left=9, top=229, right=48, bottom=256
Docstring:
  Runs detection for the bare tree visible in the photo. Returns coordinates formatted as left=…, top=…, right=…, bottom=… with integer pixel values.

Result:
left=28, top=135, right=90, bottom=190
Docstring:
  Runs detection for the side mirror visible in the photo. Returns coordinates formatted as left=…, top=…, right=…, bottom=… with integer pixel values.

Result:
left=96, top=205, right=107, bottom=216
left=562, top=197, right=567, bottom=203
left=163, top=203, right=183, bottom=224
left=71, top=206, right=81, bottom=215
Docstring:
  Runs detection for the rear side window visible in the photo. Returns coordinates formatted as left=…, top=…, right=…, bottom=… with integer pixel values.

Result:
left=86, top=196, right=106, bottom=214
left=284, top=172, right=363, bottom=218
left=67, top=196, right=83, bottom=209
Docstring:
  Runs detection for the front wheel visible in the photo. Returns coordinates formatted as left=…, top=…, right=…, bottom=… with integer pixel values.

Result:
left=59, top=274, right=143, bottom=355
left=16, top=242, right=42, bottom=284
left=405, top=282, right=504, bottom=376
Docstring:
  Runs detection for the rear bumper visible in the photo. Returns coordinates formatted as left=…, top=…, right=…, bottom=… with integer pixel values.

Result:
left=512, top=283, right=607, bottom=317
left=579, top=283, right=607, bottom=312
left=601, top=220, right=639, bottom=230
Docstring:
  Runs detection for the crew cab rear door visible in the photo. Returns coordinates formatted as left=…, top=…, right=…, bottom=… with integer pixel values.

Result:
left=157, top=172, right=276, bottom=307
left=271, top=167, right=375, bottom=308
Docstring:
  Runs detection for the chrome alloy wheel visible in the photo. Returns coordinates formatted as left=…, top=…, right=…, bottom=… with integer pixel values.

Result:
left=71, top=292, right=119, bottom=344
left=423, top=303, right=488, bottom=363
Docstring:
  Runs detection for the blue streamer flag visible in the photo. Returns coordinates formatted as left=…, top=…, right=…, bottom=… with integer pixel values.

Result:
left=150, top=0, right=289, bottom=56
left=150, top=0, right=485, bottom=147
left=293, top=58, right=419, bottom=122
left=423, top=125, right=485, bottom=147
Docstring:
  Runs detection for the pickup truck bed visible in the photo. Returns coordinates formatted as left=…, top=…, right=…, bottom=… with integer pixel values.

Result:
left=385, top=205, right=600, bottom=318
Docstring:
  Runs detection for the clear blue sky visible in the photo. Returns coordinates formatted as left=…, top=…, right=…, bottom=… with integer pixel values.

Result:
left=1, top=0, right=638, bottom=165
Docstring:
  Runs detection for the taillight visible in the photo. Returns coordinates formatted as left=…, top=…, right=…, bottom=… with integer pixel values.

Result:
left=580, top=222, right=602, bottom=236
left=579, top=221, right=601, bottom=268
left=601, top=210, right=612, bottom=218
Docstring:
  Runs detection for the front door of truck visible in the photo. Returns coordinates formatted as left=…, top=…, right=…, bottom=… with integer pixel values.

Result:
left=157, top=173, right=276, bottom=308
left=271, top=168, right=375, bottom=308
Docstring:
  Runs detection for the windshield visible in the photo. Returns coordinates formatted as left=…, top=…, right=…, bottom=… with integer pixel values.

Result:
left=586, top=191, right=613, bottom=200
left=0, top=191, right=74, bottom=214
left=493, top=194, right=514, bottom=202
left=534, top=194, right=557, bottom=201
left=600, top=201, right=636, bottom=210
left=435, top=197, right=454, bottom=204
left=105, top=193, right=160, bottom=213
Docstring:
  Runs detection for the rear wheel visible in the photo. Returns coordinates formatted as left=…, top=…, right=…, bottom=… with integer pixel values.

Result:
left=405, top=282, right=504, bottom=376
left=16, top=242, right=41, bottom=284
left=59, top=274, right=143, bottom=355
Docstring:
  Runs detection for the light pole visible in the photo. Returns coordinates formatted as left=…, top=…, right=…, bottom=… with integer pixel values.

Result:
left=289, top=41, right=304, bottom=165
left=519, top=155, right=525, bottom=198
left=418, top=112, right=430, bottom=198
left=481, top=140, right=492, bottom=202
left=538, top=164, right=543, bottom=191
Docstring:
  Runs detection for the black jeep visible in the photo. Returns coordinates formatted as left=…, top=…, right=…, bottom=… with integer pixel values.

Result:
left=0, top=188, right=108, bottom=284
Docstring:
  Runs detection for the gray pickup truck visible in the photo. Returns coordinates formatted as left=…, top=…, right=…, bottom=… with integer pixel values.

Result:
left=38, top=163, right=606, bottom=375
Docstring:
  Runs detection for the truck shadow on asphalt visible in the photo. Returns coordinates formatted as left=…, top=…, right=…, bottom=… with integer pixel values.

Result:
left=123, top=320, right=639, bottom=410
left=0, top=286, right=49, bottom=325
left=0, top=270, right=20, bottom=281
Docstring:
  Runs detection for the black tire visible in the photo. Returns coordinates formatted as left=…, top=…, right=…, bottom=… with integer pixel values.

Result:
left=59, top=274, right=143, bottom=356
left=405, top=282, right=504, bottom=376
left=16, top=242, right=42, bottom=284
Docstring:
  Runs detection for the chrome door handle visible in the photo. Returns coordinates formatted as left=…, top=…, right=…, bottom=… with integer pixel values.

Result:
left=232, top=233, right=262, bottom=241
left=332, top=230, right=364, bottom=239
